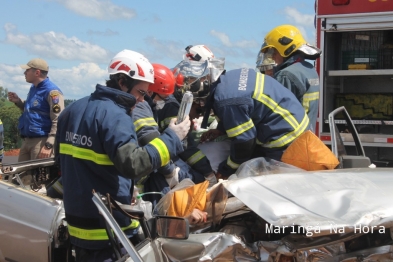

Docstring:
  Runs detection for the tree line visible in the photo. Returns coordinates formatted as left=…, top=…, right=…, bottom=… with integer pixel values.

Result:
left=0, top=86, right=76, bottom=150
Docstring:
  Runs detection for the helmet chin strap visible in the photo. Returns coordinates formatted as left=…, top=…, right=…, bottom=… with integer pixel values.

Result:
left=156, top=93, right=166, bottom=101
left=150, top=93, right=166, bottom=102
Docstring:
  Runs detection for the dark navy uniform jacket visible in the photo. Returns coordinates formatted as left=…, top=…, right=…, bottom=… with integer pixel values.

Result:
left=157, top=95, right=214, bottom=177
left=55, top=84, right=184, bottom=249
left=274, top=54, right=320, bottom=130
left=206, top=68, right=310, bottom=177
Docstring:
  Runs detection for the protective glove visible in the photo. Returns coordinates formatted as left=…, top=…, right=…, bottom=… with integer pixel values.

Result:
left=168, top=117, right=191, bottom=141
left=165, top=167, right=180, bottom=189
left=205, top=172, right=218, bottom=188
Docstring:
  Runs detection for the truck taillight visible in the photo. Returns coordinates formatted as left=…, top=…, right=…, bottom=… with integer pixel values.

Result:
left=332, top=0, right=349, bottom=5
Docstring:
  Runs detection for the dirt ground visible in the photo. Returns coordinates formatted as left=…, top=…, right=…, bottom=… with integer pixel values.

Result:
left=5, top=149, right=20, bottom=156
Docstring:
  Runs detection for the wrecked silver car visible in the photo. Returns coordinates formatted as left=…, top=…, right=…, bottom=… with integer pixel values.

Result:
left=0, top=159, right=70, bottom=262
left=1, top=159, right=393, bottom=261
left=1, top=106, right=392, bottom=261
left=89, top=157, right=393, bottom=262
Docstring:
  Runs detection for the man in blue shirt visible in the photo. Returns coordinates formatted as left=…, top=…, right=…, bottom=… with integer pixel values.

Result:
left=8, top=58, right=64, bottom=162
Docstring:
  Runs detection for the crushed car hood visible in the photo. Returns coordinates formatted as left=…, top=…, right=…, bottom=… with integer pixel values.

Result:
left=223, top=166, right=393, bottom=236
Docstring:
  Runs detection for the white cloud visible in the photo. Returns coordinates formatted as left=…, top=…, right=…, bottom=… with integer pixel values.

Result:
left=210, top=30, right=232, bottom=47
left=282, top=7, right=316, bottom=44
left=4, top=23, right=16, bottom=32
left=210, top=30, right=258, bottom=49
left=0, top=64, right=30, bottom=94
left=0, top=63, right=107, bottom=100
left=284, top=7, right=314, bottom=27
left=51, top=62, right=107, bottom=99
left=4, top=23, right=111, bottom=63
left=208, top=30, right=259, bottom=69
left=297, top=25, right=315, bottom=45
left=143, top=37, right=184, bottom=62
left=52, top=0, right=136, bottom=20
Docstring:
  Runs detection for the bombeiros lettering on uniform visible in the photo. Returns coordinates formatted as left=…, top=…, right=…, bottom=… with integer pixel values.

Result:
left=65, top=131, right=92, bottom=147
left=238, top=68, right=249, bottom=91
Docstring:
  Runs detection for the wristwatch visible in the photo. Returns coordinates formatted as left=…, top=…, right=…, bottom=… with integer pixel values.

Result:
left=45, top=142, right=53, bottom=149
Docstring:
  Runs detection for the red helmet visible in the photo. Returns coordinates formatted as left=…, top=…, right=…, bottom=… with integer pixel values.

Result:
left=172, top=67, right=184, bottom=87
left=149, top=64, right=175, bottom=95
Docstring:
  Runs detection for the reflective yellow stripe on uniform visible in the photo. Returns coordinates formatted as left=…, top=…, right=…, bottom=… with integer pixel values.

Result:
left=302, top=92, right=319, bottom=113
left=253, top=74, right=300, bottom=130
left=227, top=156, right=240, bottom=169
left=186, top=151, right=205, bottom=166
left=53, top=180, right=63, bottom=195
left=134, top=117, right=158, bottom=132
left=149, top=138, right=170, bottom=166
left=60, top=144, right=113, bottom=165
left=252, top=73, right=310, bottom=148
left=226, top=119, right=254, bottom=138
left=68, top=220, right=140, bottom=241
left=263, top=115, right=309, bottom=148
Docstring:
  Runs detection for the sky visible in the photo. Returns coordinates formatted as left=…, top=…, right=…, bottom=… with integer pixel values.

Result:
left=0, top=0, right=316, bottom=100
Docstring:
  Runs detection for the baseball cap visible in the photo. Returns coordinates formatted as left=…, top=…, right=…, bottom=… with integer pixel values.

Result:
left=20, top=58, right=49, bottom=71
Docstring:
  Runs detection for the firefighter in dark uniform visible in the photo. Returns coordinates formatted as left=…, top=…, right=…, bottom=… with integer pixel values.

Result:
left=257, top=24, right=321, bottom=130
left=55, top=50, right=190, bottom=261
left=151, top=64, right=215, bottom=185
left=173, top=59, right=310, bottom=180
left=132, top=64, right=214, bottom=206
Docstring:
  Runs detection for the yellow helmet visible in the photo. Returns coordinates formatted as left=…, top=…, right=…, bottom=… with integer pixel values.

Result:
left=261, top=25, right=306, bottom=57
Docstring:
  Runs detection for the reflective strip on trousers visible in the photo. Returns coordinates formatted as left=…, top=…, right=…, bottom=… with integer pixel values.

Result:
left=226, top=156, right=240, bottom=169
left=68, top=220, right=140, bottom=240
left=186, top=150, right=205, bottom=166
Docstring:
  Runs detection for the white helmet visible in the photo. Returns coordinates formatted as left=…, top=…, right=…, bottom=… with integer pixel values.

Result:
left=183, top=45, right=214, bottom=62
left=108, top=49, right=154, bottom=84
